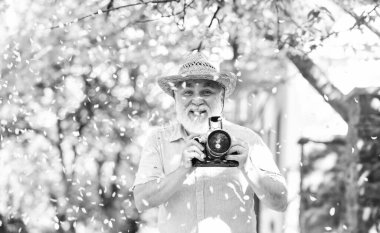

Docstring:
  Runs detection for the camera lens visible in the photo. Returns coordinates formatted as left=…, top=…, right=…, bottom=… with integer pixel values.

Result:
left=207, top=130, right=231, bottom=157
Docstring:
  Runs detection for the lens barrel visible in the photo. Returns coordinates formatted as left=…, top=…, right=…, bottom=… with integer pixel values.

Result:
left=206, top=129, right=231, bottom=158
left=191, top=116, right=238, bottom=167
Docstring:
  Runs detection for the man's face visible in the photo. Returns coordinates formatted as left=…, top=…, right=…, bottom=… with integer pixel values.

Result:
left=174, top=79, right=224, bottom=135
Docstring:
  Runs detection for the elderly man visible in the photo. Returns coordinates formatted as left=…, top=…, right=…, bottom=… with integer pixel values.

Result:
left=133, top=52, right=288, bottom=233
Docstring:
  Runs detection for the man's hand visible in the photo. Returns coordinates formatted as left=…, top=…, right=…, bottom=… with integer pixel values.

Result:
left=134, top=138, right=205, bottom=211
left=226, top=137, right=249, bottom=170
left=181, top=137, right=205, bottom=169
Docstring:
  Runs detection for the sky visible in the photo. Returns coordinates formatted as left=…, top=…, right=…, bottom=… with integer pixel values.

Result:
left=309, top=0, right=380, bottom=94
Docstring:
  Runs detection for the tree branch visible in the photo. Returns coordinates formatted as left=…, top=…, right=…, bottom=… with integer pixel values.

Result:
left=332, top=1, right=380, bottom=39
left=274, top=0, right=282, bottom=50
left=105, top=0, right=114, bottom=19
left=286, top=50, right=349, bottom=122
left=50, top=0, right=178, bottom=29
left=277, top=3, right=376, bottom=54
left=208, top=6, right=221, bottom=28
left=195, top=41, right=203, bottom=51
left=56, top=119, right=72, bottom=197
left=228, top=34, right=240, bottom=61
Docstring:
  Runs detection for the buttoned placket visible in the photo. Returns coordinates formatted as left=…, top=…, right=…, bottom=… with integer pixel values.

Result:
left=194, top=169, right=204, bottom=232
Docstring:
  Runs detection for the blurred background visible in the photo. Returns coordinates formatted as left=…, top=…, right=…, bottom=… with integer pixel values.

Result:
left=0, top=0, right=379, bottom=232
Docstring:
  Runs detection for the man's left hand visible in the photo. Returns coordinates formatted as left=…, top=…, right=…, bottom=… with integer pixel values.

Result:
left=226, top=137, right=249, bottom=170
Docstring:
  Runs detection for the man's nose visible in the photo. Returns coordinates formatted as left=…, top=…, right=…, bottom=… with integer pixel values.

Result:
left=191, top=96, right=204, bottom=105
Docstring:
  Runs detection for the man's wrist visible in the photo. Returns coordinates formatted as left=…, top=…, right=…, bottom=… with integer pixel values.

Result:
left=243, top=156, right=256, bottom=174
left=259, top=169, right=286, bottom=185
left=177, top=165, right=194, bottom=175
left=242, top=158, right=260, bottom=184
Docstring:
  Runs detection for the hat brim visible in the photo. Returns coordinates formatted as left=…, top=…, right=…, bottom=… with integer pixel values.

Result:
left=157, top=72, right=237, bottom=97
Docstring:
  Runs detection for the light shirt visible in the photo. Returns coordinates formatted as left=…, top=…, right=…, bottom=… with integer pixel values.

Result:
left=133, top=120, right=280, bottom=233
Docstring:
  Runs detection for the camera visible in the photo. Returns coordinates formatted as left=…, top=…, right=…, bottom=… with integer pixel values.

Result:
left=191, top=116, right=239, bottom=167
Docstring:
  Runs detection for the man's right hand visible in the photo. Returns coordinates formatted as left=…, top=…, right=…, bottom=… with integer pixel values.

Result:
left=134, top=137, right=206, bottom=212
left=181, top=138, right=206, bottom=169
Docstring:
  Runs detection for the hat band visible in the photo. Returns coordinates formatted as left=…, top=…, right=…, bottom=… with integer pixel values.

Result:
left=179, top=69, right=218, bottom=77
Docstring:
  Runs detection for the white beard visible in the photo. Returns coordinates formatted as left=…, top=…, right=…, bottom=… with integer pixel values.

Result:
left=177, top=112, right=209, bottom=135
left=176, top=104, right=222, bottom=135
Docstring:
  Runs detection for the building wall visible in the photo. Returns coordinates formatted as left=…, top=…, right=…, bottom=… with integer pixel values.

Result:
left=226, top=81, right=291, bottom=233
left=225, top=66, right=349, bottom=233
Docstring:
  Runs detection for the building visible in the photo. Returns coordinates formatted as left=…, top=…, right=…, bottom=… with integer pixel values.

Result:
left=224, top=59, right=347, bottom=233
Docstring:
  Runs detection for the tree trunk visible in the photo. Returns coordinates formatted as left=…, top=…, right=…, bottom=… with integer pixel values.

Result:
left=286, top=48, right=380, bottom=233
left=344, top=88, right=380, bottom=233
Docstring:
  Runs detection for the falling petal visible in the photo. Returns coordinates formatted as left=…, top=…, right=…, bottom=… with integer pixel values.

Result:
left=310, top=195, right=317, bottom=201
left=329, top=207, right=335, bottom=216
left=142, top=199, right=149, bottom=206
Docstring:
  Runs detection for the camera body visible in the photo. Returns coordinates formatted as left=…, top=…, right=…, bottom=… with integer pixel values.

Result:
left=191, top=116, right=239, bottom=167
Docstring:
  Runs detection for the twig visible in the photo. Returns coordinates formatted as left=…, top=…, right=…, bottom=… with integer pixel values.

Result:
left=375, top=7, right=380, bottom=17
left=196, top=41, right=203, bottom=51
left=56, top=119, right=73, bottom=197
left=278, top=2, right=379, bottom=54
left=181, top=0, right=187, bottom=27
left=50, top=0, right=178, bottom=30
left=229, top=35, right=239, bottom=60
left=208, top=6, right=221, bottom=28
left=105, top=0, right=114, bottom=19
left=175, top=0, right=195, bottom=30
left=333, top=1, right=380, bottom=39
left=192, top=2, right=222, bottom=51
left=312, top=3, right=380, bottom=52
left=274, top=0, right=281, bottom=49
left=366, top=3, right=379, bottom=16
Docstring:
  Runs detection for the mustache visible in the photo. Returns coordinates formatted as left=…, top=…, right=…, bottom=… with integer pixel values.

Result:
left=184, top=101, right=210, bottom=111
left=185, top=105, right=210, bottom=113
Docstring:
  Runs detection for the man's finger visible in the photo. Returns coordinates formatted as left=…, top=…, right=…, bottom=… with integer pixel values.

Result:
left=185, top=134, right=202, bottom=143
left=187, top=145, right=204, bottom=155
left=231, top=137, right=248, bottom=147
left=187, top=139, right=205, bottom=151
left=228, top=144, right=245, bottom=154
left=225, top=154, right=239, bottom=161
left=185, top=146, right=205, bottom=160
left=185, top=152, right=205, bottom=161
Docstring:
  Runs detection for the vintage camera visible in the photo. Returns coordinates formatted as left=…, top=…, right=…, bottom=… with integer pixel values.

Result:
left=191, top=116, right=239, bottom=167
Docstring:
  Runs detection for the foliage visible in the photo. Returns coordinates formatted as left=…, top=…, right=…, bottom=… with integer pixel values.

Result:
left=301, top=138, right=347, bottom=233
left=0, top=0, right=379, bottom=232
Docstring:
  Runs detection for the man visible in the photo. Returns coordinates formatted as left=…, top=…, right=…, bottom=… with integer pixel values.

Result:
left=133, top=52, right=288, bottom=233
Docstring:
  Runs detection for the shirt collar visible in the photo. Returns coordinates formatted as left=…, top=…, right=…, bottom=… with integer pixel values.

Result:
left=168, top=121, right=188, bottom=142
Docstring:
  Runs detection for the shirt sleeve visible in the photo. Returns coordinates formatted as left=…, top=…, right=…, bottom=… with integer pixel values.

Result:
left=133, top=128, right=165, bottom=187
left=246, top=131, right=281, bottom=174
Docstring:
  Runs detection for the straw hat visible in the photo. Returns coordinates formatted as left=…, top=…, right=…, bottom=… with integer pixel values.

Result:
left=157, top=52, right=237, bottom=97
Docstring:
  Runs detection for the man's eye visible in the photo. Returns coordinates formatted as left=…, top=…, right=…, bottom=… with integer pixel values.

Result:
left=202, top=90, right=214, bottom=96
left=182, top=91, right=193, bottom=96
